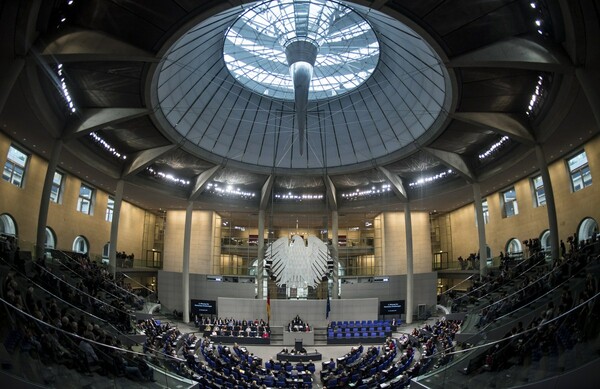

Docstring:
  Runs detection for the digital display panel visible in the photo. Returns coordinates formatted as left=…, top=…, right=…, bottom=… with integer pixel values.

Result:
left=380, top=300, right=405, bottom=315
left=191, top=299, right=216, bottom=315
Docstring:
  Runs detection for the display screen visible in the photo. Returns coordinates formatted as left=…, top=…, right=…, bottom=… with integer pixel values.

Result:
left=379, top=300, right=405, bottom=315
left=191, top=299, right=217, bottom=315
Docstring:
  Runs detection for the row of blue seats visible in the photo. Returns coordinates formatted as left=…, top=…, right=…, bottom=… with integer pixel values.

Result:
left=328, top=331, right=386, bottom=339
left=331, top=326, right=391, bottom=332
left=330, top=320, right=394, bottom=327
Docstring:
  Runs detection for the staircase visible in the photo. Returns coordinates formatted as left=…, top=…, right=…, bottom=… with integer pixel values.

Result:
left=313, top=327, right=328, bottom=345
left=270, top=326, right=283, bottom=345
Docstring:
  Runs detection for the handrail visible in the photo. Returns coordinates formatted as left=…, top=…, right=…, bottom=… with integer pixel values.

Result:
left=1, top=257, right=146, bottom=347
left=49, top=249, right=141, bottom=302
left=453, top=253, right=544, bottom=304
left=415, top=290, right=600, bottom=382
left=121, top=273, right=155, bottom=295
left=0, top=295, right=189, bottom=370
left=440, top=274, right=476, bottom=296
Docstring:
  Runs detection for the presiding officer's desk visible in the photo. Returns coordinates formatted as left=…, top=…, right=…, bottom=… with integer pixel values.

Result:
left=276, top=351, right=322, bottom=362
left=283, top=330, right=314, bottom=346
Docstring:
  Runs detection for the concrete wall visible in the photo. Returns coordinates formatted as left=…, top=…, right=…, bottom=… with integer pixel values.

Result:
left=382, top=211, right=432, bottom=274
left=163, top=210, right=216, bottom=273
left=218, top=297, right=379, bottom=327
left=341, top=272, right=438, bottom=318
left=450, top=136, right=600, bottom=259
left=157, top=270, right=256, bottom=312
left=159, top=269, right=437, bottom=324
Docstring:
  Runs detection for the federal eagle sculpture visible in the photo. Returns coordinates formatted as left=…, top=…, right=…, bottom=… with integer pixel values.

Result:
left=266, top=235, right=331, bottom=289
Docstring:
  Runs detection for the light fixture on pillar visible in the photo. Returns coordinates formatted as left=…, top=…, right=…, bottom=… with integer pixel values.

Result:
left=224, top=0, right=380, bottom=155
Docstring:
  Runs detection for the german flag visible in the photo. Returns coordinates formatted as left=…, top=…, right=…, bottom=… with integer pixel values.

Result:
left=266, top=291, right=271, bottom=324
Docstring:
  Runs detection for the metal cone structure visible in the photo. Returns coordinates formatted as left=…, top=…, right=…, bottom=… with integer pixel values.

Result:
left=223, top=0, right=380, bottom=156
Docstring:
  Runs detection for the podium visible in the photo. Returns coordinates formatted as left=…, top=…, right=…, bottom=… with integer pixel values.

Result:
left=295, top=339, right=303, bottom=352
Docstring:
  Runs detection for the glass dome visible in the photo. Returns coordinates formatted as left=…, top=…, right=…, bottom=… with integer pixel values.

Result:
left=223, top=0, right=380, bottom=101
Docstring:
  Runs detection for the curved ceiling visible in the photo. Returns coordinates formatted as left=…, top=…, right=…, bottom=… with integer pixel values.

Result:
left=0, top=0, right=596, bottom=216
left=154, top=1, right=451, bottom=172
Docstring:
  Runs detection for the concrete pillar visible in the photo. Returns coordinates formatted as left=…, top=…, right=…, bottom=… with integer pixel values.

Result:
left=182, top=201, right=193, bottom=323
left=257, top=209, right=265, bottom=299
left=108, top=179, right=124, bottom=277
left=331, top=210, right=339, bottom=298
left=35, top=139, right=63, bottom=260
left=472, top=183, right=488, bottom=278
left=404, top=202, right=414, bottom=325
left=535, top=144, right=560, bottom=260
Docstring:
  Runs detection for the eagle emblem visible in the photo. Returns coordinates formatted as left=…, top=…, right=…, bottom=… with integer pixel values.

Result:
left=266, top=235, right=331, bottom=289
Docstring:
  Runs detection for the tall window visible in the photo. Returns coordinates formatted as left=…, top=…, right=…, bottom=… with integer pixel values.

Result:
left=2, top=145, right=28, bottom=187
left=50, top=171, right=64, bottom=203
left=106, top=197, right=114, bottom=222
left=532, top=175, right=546, bottom=207
left=77, top=184, right=94, bottom=215
left=482, top=199, right=489, bottom=224
left=502, top=187, right=518, bottom=217
left=567, top=151, right=592, bottom=192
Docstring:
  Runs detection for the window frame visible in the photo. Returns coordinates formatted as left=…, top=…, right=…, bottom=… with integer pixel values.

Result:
left=2, top=145, right=29, bottom=188
left=482, top=199, right=489, bottom=224
left=531, top=175, right=546, bottom=207
left=567, top=150, right=592, bottom=192
left=50, top=171, right=65, bottom=204
left=501, top=187, right=519, bottom=218
left=77, top=183, right=95, bottom=215
left=105, top=196, right=115, bottom=222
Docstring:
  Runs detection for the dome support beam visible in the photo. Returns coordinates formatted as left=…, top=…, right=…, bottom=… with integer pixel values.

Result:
left=423, top=147, right=475, bottom=183
left=40, top=29, right=157, bottom=63
left=63, top=108, right=151, bottom=140
left=377, top=166, right=407, bottom=202
left=451, top=112, right=535, bottom=145
left=189, top=165, right=221, bottom=201
left=448, top=36, right=572, bottom=72
left=260, top=175, right=275, bottom=211
left=121, top=144, right=176, bottom=178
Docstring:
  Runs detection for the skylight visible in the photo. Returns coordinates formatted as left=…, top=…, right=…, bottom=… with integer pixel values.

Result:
left=223, top=0, right=379, bottom=101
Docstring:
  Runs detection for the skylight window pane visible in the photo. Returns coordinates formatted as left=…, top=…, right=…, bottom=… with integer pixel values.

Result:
left=224, top=0, right=379, bottom=101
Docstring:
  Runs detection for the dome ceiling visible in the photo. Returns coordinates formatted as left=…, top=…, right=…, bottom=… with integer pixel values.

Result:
left=154, top=0, right=452, bottom=172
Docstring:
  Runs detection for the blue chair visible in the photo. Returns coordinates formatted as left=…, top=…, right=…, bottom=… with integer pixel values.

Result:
left=346, top=333, right=351, bottom=338
left=354, top=332, right=360, bottom=337
left=371, top=332, right=377, bottom=337
left=327, top=378, right=338, bottom=388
